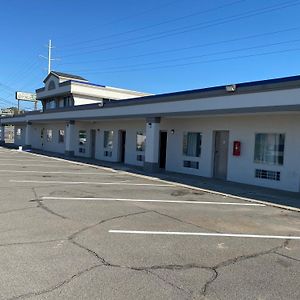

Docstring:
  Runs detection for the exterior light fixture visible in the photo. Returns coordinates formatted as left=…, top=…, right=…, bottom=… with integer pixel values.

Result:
left=226, top=84, right=236, bottom=92
left=171, top=129, right=175, bottom=134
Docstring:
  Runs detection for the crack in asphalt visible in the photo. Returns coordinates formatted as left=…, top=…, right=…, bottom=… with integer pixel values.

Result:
left=68, top=210, right=150, bottom=265
left=151, top=209, right=220, bottom=233
left=146, top=269, right=193, bottom=298
left=31, top=188, right=68, bottom=220
left=9, top=210, right=151, bottom=299
left=7, top=264, right=103, bottom=300
left=12, top=204, right=293, bottom=300
left=69, top=209, right=149, bottom=241
left=68, top=208, right=194, bottom=297
left=3, top=160, right=297, bottom=299
left=0, top=206, right=36, bottom=215
left=67, top=208, right=292, bottom=298
left=274, top=251, right=300, bottom=263
left=0, top=239, right=68, bottom=248
left=201, top=239, right=291, bottom=296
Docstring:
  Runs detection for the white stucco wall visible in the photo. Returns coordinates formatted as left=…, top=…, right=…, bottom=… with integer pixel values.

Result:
left=161, top=113, right=300, bottom=192
left=10, top=112, right=300, bottom=192
left=74, top=120, right=146, bottom=166
left=30, top=123, right=66, bottom=154
left=14, top=125, right=26, bottom=146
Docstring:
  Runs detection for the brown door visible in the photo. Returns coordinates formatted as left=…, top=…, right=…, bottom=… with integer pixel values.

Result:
left=213, top=131, right=229, bottom=180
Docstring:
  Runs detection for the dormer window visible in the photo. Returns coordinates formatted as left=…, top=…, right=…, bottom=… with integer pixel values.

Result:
left=48, top=80, right=56, bottom=90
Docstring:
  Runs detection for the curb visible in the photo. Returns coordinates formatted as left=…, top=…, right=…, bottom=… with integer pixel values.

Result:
left=7, top=147, right=300, bottom=213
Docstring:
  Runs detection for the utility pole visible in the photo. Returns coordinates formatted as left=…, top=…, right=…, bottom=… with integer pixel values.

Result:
left=48, top=39, right=52, bottom=74
left=39, top=40, right=58, bottom=74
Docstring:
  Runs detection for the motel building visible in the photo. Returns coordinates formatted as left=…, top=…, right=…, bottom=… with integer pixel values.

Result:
left=0, top=71, right=300, bottom=193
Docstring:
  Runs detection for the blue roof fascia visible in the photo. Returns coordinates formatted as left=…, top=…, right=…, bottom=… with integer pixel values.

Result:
left=70, top=80, right=106, bottom=88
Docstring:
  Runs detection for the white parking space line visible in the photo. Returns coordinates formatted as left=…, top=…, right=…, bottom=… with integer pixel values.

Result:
left=109, top=230, right=300, bottom=240
left=0, top=164, right=86, bottom=168
left=16, top=151, right=120, bottom=173
left=10, top=180, right=172, bottom=187
left=42, top=196, right=265, bottom=207
left=0, top=170, right=112, bottom=175
left=0, top=159, right=54, bottom=162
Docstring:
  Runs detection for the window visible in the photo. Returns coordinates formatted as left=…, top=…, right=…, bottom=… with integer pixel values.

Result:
left=64, top=96, right=73, bottom=107
left=46, top=129, right=53, bottom=142
left=45, top=100, right=56, bottom=110
left=48, top=80, right=56, bottom=90
left=104, top=130, right=114, bottom=149
left=136, top=131, right=146, bottom=151
left=58, top=99, right=64, bottom=108
left=183, top=132, right=202, bottom=157
left=254, top=133, right=285, bottom=165
left=79, top=130, right=87, bottom=145
left=58, top=129, right=64, bottom=143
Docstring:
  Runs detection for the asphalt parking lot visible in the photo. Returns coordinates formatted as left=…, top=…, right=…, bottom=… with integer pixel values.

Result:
left=0, top=147, right=299, bottom=300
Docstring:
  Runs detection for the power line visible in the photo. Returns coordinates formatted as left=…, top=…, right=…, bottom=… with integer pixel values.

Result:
left=6, top=60, right=40, bottom=90
left=0, top=95, right=15, bottom=107
left=66, top=38, right=300, bottom=73
left=60, top=0, right=300, bottom=58
left=72, top=47, right=300, bottom=75
left=5, top=57, right=36, bottom=85
left=58, top=26, right=300, bottom=66
left=55, top=0, right=182, bottom=42
left=61, top=0, right=247, bottom=48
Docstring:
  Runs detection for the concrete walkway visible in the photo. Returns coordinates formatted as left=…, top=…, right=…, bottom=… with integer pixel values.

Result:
left=9, top=146, right=300, bottom=210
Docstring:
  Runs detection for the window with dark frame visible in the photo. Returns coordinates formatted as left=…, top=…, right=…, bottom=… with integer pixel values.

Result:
left=136, top=131, right=146, bottom=152
left=254, top=133, right=285, bottom=165
left=58, top=129, right=64, bottom=143
left=79, top=130, right=87, bottom=145
left=46, top=129, right=53, bottom=142
left=183, top=132, right=202, bottom=157
left=104, top=130, right=114, bottom=149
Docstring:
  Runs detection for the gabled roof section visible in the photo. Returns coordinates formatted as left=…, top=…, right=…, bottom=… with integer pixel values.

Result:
left=43, top=71, right=88, bottom=83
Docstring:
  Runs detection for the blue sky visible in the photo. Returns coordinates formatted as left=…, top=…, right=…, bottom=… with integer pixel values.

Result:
left=1, top=0, right=300, bottom=109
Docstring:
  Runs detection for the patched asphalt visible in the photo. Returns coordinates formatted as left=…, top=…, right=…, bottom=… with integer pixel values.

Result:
left=0, top=147, right=299, bottom=300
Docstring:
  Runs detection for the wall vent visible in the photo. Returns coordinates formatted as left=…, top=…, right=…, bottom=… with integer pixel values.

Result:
left=104, top=151, right=112, bottom=157
left=255, top=169, right=280, bottom=181
left=137, top=154, right=144, bottom=162
left=183, top=160, right=199, bottom=169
